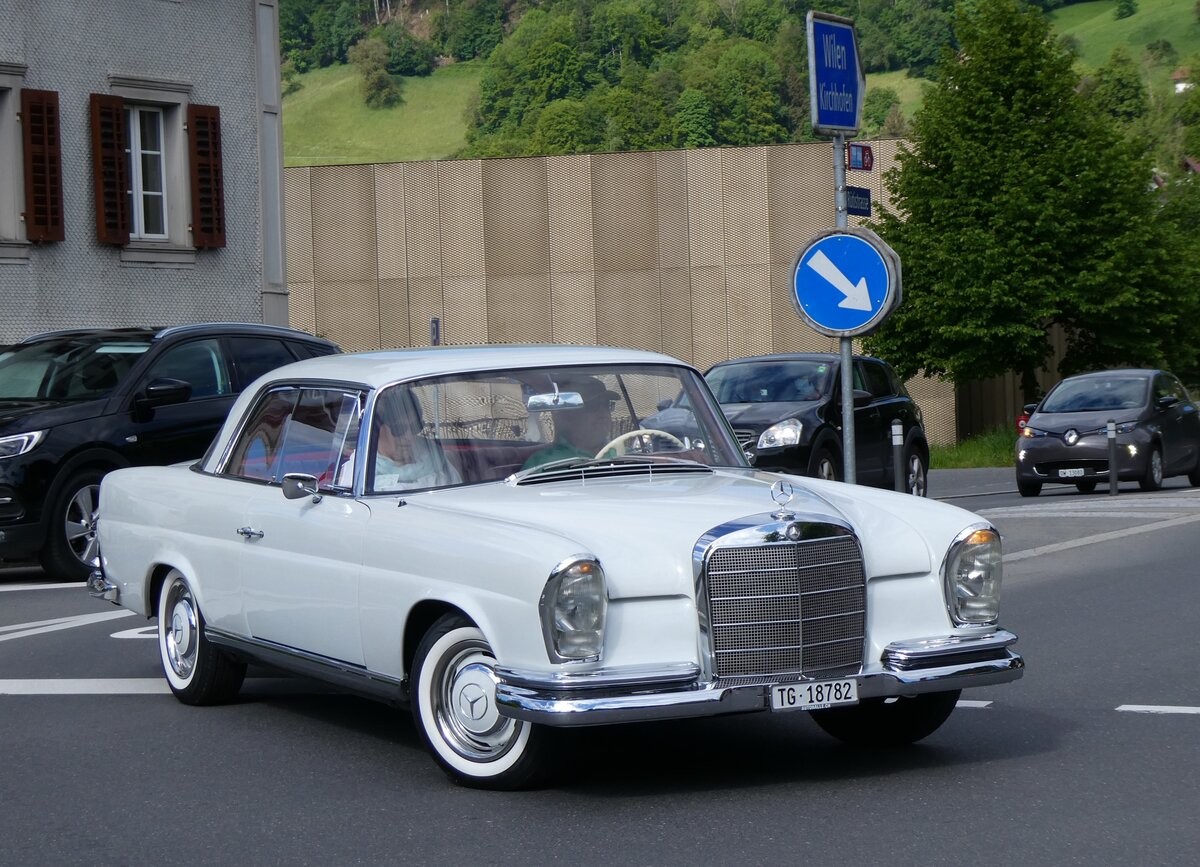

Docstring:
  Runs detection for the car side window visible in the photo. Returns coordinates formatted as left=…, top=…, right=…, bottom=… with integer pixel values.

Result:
left=224, top=389, right=297, bottom=481
left=228, top=337, right=298, bottom=389
left=1153, top=375, right=1175, bottom=402
left=143, top=338, right=232, bottom=399
left=862, top=362, right=894, bottom=399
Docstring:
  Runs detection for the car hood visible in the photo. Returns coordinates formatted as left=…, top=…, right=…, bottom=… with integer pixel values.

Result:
left=1029, top=410, right=1143, bottom=433
left=0, top=398, right=109, bottom=433
left=719, top=401, right=815, bottom=427
left=416, top=468, right=968, bottom=600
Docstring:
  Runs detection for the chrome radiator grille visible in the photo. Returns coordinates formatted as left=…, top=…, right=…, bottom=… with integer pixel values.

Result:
left=704, top=536, right=866, bottom=682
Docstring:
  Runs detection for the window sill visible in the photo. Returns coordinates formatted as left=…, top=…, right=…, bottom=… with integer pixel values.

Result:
left=120, top=242, right=196, bottom=268
left=0, top=240, right=30, bottom=261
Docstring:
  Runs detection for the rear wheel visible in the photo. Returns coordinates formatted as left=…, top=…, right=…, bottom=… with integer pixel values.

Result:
left=1139, top=446, right=1163, bottom=491
left=1017, top=480, right=1041, bottom=497
left=1189, top=456, right=1200, bottom=487
left=411, top=614, right=554, bottom=789
left=39, top=468, right=107, bottom=581
left=158, top=570, right=245, bottom=705
left=904, top=447, right=928, bottom=497
left=810, top=690, right=961, bottom=747
left=1075, top=480, right=1097, bottom=494
left=808, top=444, right=841, bottom=482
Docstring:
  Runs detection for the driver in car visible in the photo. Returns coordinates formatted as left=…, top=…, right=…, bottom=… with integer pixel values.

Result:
left=523, top=375, right=620, bottom=469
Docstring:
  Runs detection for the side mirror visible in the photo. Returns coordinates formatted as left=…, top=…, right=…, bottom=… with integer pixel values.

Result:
left=281, top=473, right=322, bottom=503
left=1156, top=395, right=1179, bottom=410
left=1023, top=403, right=1039, bottom=414
left=656, top=398, right=672, bottom=411
left=137, top=377, right=192, bottom=409
left=852, top=389, right=873, bottom=408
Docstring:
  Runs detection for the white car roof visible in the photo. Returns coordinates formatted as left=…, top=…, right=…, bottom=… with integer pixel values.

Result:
left=268, top=344, right=693, bottom=388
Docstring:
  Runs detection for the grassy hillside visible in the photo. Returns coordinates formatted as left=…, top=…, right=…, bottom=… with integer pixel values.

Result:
left=282, top=1, right=1199, bottom=165
left=1051, top=0, right=1200, bottom=74
left=282, top=61, right=483, bottom=166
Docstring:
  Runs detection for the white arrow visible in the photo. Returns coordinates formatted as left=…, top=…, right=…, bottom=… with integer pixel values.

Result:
left=806, top=249, right=872, bottom=311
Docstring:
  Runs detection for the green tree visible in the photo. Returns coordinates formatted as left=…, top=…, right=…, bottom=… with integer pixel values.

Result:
left=867, top=0, right=1195, bottom=398
left=674, top=87, right=718, bottom=147
left=531, top=98, right=605, bottom=154
left=1090, top=47, right=1147, bottom=124
left=374, top=21, right=437, bottom=76
left=863, top=87, right=901, bottom=135
left=1115, top=0, right=1137, bottom=21
left=348, top=36, right=402, bottom=108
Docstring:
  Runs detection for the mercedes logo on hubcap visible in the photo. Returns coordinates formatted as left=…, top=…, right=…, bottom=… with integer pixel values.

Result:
left=458, top=683, right=489, bottom=721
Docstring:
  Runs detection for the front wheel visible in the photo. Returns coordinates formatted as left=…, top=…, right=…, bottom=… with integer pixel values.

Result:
left=158, top=570, right=245, bottom=705
left=808, top=444, right=841, bottom=482
left=1075, top=480, right=1097, bottom=494
left=1139, top=445, right=1163, bottom=491
left=810, top=690, right=961, bottom=747
left=411, top=614, right=554, bottom=789
left=1017, top=480, right=1041, bottom=497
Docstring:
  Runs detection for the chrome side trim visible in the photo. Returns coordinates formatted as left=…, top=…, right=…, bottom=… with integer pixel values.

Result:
left=496, top=641, right=1023, bottom=727
left=205, top=628, right=404, bottom=704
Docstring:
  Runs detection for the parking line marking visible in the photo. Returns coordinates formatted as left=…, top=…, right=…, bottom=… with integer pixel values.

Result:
left=1001, top=513, right=1200, bottom=563
left=955, top=700, right=992, bottom=708
left=0, top=610, right=135, bottom=643
left=1116, top=705, right=1200, bottom=715
left=0, top=678, right=170, bottom=695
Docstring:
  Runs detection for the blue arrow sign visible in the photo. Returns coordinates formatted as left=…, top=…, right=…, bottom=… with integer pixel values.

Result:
left=807, top=13, right=865, bottom=135
left=791, top=229, right=900, bottom=337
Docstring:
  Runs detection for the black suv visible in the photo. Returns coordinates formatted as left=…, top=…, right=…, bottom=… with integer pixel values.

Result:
left=653, top=353, right=929, bottom=495
left=0, top=324, right=339, bottom=579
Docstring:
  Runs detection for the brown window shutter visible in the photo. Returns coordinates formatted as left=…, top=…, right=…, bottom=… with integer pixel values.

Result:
left=89, top=93, right=130, bottom=245
left=187, top=103, right=226, bottom=249
left=20, top=89, right=65, bottom=243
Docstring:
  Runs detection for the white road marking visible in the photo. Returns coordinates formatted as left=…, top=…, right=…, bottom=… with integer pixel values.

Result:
left=1000, top=513, right=1200, bottom=563
left=0, top=582, right=86, bottom=592
left=0, top=609, right=134, bottom=643
left=955, top=700, right=992, bottom=708
left=0, top=678, right=170, bottom=695
left=110, top=625, right=157, bottom=639
left=1116, top=705, right=1200, bottom=715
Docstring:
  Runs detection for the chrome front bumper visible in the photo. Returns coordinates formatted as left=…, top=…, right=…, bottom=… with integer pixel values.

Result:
left=496, top=629, right=1023, bottom=727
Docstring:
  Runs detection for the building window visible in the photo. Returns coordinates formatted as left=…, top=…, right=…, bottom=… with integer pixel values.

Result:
left=0, top=64, right=31, bottom=256
left=125, top=106, right=167, bottom=239
left=89, top=77, right=225, bottom=261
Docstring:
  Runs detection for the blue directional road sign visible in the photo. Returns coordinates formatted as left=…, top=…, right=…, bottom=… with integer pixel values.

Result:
left=790, top=227, right=902, bottom=338
left=807, top=12, right=865, bottom=136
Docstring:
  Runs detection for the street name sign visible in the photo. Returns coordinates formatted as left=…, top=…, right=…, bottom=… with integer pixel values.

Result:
left=845, top=186, right=871, bottom=217
left=807, top=11, right=865, bottom=136
left=790, top=227, right=901, bottom=338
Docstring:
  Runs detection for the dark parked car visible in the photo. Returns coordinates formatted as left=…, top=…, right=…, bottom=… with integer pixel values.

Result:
left=0, top=323, right=339, bottom=578
left=1015, top=368, right=1200, bottom=496
left=648, top=353, right=929, bottom=495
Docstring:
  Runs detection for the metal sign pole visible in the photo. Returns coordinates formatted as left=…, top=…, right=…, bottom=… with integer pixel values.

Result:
left=834, top=132, right=856, bottom=484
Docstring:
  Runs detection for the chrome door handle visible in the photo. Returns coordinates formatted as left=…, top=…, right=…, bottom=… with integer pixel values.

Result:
left=236, top=527, right=264, bottom=540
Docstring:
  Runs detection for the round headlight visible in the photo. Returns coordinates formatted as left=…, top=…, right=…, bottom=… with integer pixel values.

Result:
left=942, top=525, right=1003, bottom=625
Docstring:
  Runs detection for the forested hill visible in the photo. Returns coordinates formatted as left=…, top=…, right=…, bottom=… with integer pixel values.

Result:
left=280, top=0, right=1200, bottom=163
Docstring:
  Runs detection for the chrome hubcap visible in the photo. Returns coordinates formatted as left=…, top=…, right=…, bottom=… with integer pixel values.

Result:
left=433, top=641, right=519, bottom=762
left=1152, top=452, right=1163, bottom=485
left=164, top=585, right=198, bottom=678
left=64, top=484, right=101, bottom=565
left=816, top=457, right=837, bottom=481
left=907, top=456, right=926, bottom=496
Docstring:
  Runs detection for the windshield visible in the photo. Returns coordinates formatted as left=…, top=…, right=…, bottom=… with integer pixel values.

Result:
left=0, top=337, right=152, bottom=400
left=1040, top=376, right=1148, bottom=413
left=364, top=362, right=747, bottom=491
left=706, top=360, right=832, bottom=404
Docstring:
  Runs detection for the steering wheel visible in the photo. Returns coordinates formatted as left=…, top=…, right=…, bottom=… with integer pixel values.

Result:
left=597, top=429, right=686, bottom=458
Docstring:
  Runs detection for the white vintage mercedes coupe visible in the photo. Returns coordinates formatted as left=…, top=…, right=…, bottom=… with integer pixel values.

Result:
left=90, top=345, right=1023, bottom=788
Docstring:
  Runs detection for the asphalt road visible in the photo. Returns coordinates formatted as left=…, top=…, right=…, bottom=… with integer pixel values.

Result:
left=3, top=470, right=1199, bottom=865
